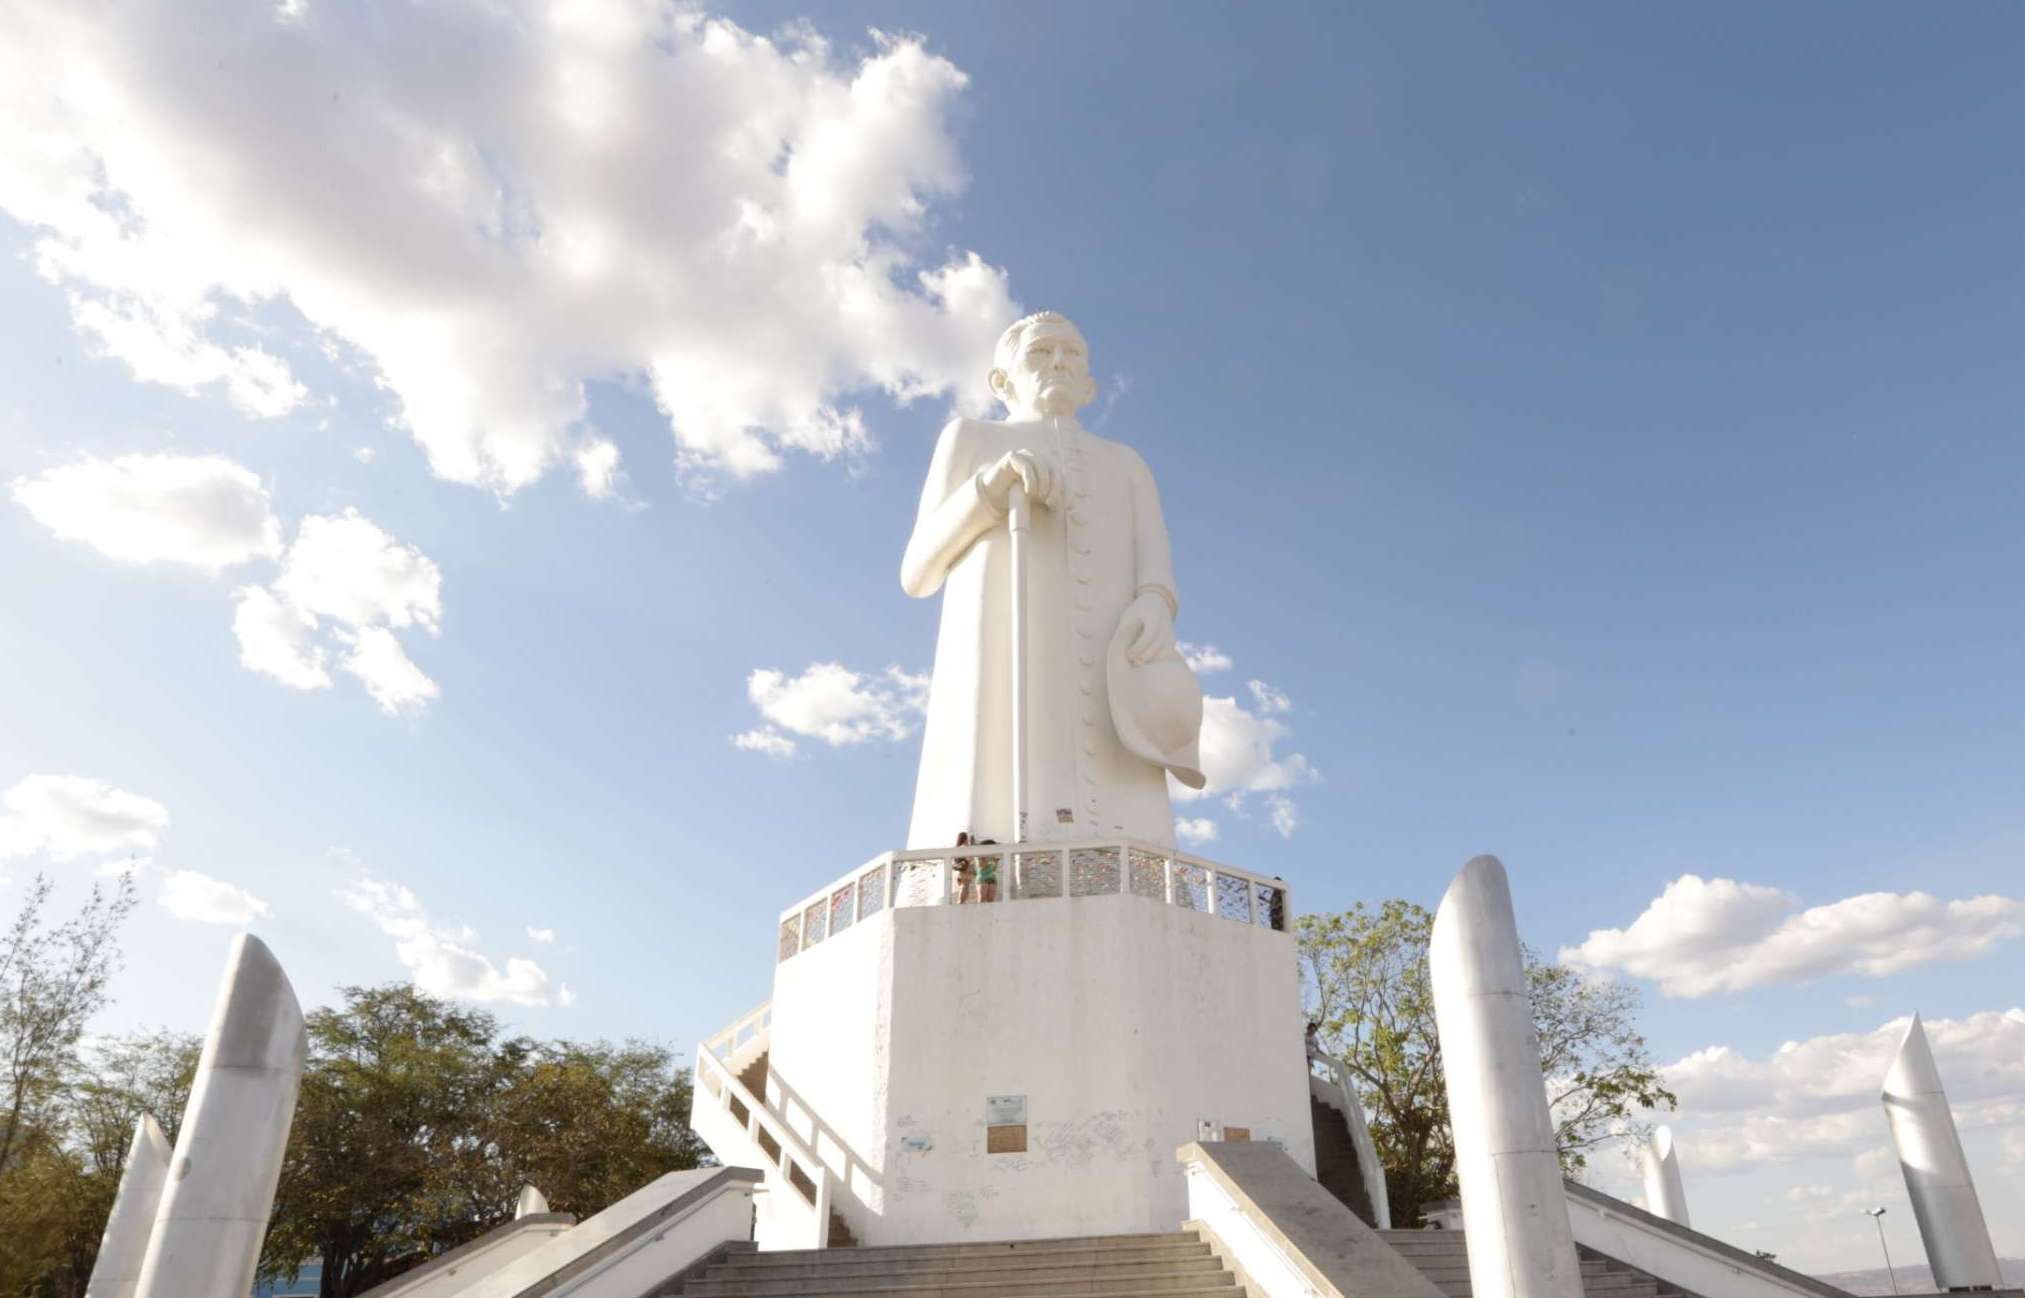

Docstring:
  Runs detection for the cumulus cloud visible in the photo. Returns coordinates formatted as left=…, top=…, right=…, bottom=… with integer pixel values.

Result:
left=526, top=925, right=556, bottom=944
left=1654, top=1009, right=2025, bottom=1173
left=1560, top=875, right=2025, bottom=996
left=1175, top=816, right=1219, bottom=847
left=340, top=877, right=565, bottom=1007
left=1175, top=668, right=1318, bottom=836
left=0, top=774, right=168, bottom=861
left=0, top=2, right=1015, bottom=494
left=574, top=437, right=623, bottom=500
left=1178, top=642, right=1232, bottom=674
left=236, top=509, right=442, bottom=713
left=734, top=662, right=928, bottom=755
left=11, top=453, right=282, bottom=570
left=158, top=868, right=270, bottom=925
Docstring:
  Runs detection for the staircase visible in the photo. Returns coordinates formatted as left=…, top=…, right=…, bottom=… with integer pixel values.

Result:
left=737, top=1048, right=857, bottom=1249
left=666, top=1233, right=1243, bottom=1297
left=1377, top=1230, right=1694, bottom=1298
left=1309, top=1095, right=1377, bottom=1226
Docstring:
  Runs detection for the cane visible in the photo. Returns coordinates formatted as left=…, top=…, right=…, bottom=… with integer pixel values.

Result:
left=1007, top=481, right=1031, bottom=861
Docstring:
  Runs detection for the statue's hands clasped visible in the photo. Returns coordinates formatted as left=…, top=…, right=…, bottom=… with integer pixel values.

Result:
left=979, top=449, right=1063, bottom=513
left=1118, top=589, right=1177, bottom=667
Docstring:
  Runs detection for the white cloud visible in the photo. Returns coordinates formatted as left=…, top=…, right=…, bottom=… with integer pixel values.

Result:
left=0, top=3, right=1015, bottom=494
left=236, top=509, right=441, bottom=712
left=1560, top=875, right=2025, bottom=997
left=353, top=447, right=377, bottom=464
left=1178, top=642, right=1232, bottom=674
left=273, top=508, right=441, bottom=631
left=574, top=436, right=623, bottom=500
left=232, top=584, right=331, bottom=690
left=1175, top=816, right=1219, bottom=846
left=158, top=868, right=270, bottom=925
left=741, top=663, right=927, bottom=749
left=0, top=774, right=168, bottom=861
left=339, top=626, right=439, bottom=716
left=11, top=453, right=281, bottom=570
left=340, top=877, right=563, bottom=1007
left=526, top=925, right=555, bottom=944
left=1175, top=670, right=1318, bottom=833
left=1247, top=680, right=1291, bottom=714
left=733, top=727, right=799, bottom=758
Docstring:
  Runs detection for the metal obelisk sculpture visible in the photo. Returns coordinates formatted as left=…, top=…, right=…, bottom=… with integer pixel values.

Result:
left=1641, top=1125, right=1690, bottom=1227
left=84, top=1115, right=173, bottom=1298
left=133, top=934, right=307, bottom=1298
left=1881, top=1013, right=2000, bottom=1290
left=1430, top=855, right=1583, bottom=1298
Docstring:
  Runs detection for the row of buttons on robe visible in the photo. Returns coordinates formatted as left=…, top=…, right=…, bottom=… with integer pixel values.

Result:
left=1061, top=423, right=1103, bottom=821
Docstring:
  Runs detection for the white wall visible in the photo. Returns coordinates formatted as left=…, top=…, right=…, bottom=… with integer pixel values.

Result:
left=768, top=890, right=1312, bottom=1246
left=767, top=906, right=896, bottom=1222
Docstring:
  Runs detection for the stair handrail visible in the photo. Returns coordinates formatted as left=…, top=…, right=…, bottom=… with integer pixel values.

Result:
left=703, top=1000, right=773, bottom=1064
left=692, top=1014, right=837, bottom=1250
left=1310, top=1049, right=1392, bottom=1229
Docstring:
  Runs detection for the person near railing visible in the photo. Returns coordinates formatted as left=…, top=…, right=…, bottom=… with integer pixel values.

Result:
left=952, top=832, right=978, bottom=904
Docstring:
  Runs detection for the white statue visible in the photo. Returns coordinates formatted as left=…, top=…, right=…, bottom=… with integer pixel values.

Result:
left=901, top=312, right=1204, bottom=849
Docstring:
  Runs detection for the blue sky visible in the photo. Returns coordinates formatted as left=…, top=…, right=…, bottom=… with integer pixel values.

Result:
left=2, top=0, right=2021, bottom=1271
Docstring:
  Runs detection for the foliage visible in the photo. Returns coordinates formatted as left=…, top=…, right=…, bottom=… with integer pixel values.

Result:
left=0, top=1028, right=197, bottom=1298
left=260, top=985, right=708, bottom=1298
left=0, top=872, right=138, bottom=1176
left=1299, top=899, right=1674, bottom=1226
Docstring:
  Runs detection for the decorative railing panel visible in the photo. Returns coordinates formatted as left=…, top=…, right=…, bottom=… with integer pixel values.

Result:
left=773, top=838, right=1291, bottom=965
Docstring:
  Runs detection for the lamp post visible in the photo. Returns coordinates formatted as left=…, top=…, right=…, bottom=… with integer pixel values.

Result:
left=1864, top=1207, right=1899, bottom=1295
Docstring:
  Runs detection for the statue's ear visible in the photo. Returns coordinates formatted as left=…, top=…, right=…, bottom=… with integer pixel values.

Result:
left=988, top=366, right=1013, bottom=404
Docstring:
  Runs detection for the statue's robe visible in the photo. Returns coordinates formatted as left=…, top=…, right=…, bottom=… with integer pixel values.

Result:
left=901, top=414, right=1187, bottom=848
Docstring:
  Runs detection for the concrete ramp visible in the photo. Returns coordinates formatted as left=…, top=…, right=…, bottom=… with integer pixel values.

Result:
left=1560, top=1179, right=1856, bottom=1298
left=455, top=1166, right=759, bottom=1298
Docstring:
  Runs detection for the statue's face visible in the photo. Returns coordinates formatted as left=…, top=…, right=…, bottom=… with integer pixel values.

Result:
left=994, top=320, right=1096, bottom=417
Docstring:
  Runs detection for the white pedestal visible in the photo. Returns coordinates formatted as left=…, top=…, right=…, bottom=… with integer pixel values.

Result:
left=765, top=888, right=1312, bottom=1247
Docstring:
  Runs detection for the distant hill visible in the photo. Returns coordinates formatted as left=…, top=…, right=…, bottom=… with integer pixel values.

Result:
left=1814, top=1259, right=2025, bottom=1295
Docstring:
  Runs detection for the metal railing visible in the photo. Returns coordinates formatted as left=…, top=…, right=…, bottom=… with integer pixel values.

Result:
left=775, top=837, right=1290, bottom=964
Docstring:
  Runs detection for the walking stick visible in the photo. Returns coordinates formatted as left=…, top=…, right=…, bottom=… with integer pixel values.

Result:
left=1007, top=482, right=1031, bottom=863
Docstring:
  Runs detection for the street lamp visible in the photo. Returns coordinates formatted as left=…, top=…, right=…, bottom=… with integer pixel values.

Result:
left=1864, top=1208, right=1899, bottom=1295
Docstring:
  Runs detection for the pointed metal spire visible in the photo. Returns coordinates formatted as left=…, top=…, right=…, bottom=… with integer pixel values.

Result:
left=1641, top=1125, right=1690, bottom=1227
left=84, top=1115, right=173, bottom=1298
left=1881, top=1013, right=2000, bottom=1290
left=1431, top=855, right=1583, bottom=1298
left=516, top=1184, right=551, bottom=1218
left=133, top=934, right=307, bottom=1298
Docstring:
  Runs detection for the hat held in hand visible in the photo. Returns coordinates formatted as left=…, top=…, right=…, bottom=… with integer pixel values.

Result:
left=1106, top=625, right=1206, bottom=790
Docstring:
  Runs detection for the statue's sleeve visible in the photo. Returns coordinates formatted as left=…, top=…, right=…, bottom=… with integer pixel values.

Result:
left=1128, top=448, right=1177, bottom=610
left=900, top=420, right=998, bottom=599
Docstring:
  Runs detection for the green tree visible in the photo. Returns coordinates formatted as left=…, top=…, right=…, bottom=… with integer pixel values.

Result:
left=261, top=985, right=505, bottom=1298
left=0, top=873, right=138, bottom=1175
left=260, top=985, right=709, bottom=1298
left=1299, top=900, right=1674, bottom=1226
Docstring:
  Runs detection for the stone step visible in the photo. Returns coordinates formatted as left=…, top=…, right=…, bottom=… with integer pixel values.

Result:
left=1397, top=1261, right=1614, bottom=1281
left=733, top=1234, right=1203, bottom=1265
left=686, top=1263, right=1234, bottom=1297
left=680, top=1279, right=1231, bottom=1295
left=714, top=1247, right=1217, bottom=1281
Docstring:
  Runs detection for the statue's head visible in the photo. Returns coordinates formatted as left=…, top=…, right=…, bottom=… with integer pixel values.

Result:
left=989, top=311, right=1096, bottom=419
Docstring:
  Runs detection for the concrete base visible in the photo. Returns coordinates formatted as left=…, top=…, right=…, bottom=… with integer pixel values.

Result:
left=767, top=890, right=1312, bottom=1246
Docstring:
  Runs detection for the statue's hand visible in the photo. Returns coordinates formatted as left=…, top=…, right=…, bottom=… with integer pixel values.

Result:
left=1118, top=590, right=1176, bottom=667
left=979, top=450, right=1062, bottom=513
